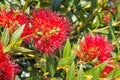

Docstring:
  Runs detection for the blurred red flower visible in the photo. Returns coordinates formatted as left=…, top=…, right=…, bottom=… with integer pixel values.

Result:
left=0, top=42, right=19, bottom=80
left=102, top=65, right=113, bottom=78
left=0, top=9, right=29, bottom=32
left=0, top=9, right=15, bottom=28
left=29, top=8, right=71, bottom=54
left=103, top=13, right=111, bottom=24
left=76, top=34, right=113, bottom=62
left=76, top=34, right=114, bottom=77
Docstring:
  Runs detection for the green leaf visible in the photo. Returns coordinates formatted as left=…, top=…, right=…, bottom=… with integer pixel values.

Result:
left=58, top=57, right=69, bottom=66
left=66, top=62, right=75, bottom=80
left=46, top=56, right=57, bottom=77
left=77, top=64, right=84, bottom=80
left=63, top=38, right=71, bottom=57
left=10, top=38, right=23, bottom=48
left=91, top=0, right=97, bottom=9
left=85, top=61, right=107, bottom=76
left=52, top=0, right=60, bottom=11
left=11, top=47, right=33, bottom=53
left=11, top=25, right=25, bottom=43
left=68, top=50, right=76, bottom=64
left=3, top=42, right=14, bottom=53
left=58, top=50, right=75, bottom=67
left=99, top=61, right=108, bottom=70
left=74, top=0, right=80, bottom=5
left=54, top=77, right=63, bottom=80
left=92, top=67, right=100, bottom=80
left=1, top=28, right=10, bottom=46
left=108, top=67, right=120, bottom=79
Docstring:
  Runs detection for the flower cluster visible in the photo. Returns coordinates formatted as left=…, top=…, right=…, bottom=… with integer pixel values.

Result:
left=0, top=8, right=71, bottom=55
left=76, top=34, right=112, bottom=62
left=0, top=42, right=19, bottom=80
left=0, top=9, right=29, bottom=32
left=76, top=34, right=113, bottom=77
left=30, top=8, right=71, bottom=54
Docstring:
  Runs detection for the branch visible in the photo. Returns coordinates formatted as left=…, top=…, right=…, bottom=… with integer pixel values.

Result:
left=93, top=21, right=120, bottom=33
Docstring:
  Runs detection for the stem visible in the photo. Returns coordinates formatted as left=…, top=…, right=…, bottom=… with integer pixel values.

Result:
left=110, top=20, right=120, bottom=54
left=93, top=21, right=120, bottom=33
left=22, top=0, right=30, bottom=12
left=76, top=7, right=101, bottom=32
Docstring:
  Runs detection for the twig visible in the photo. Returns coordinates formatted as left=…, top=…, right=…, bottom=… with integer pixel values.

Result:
left=93, top=21, right=120, bottom=33
left=21, top=0, right=30, bottom=12
left=76, top=7, right=102, bottom=32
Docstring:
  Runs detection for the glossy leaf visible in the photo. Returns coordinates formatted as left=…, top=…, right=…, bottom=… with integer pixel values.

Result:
left=1, top=28, right=10, bottom=46
left=77, top=64, right=84, bottom=80
left=92, top=67, right=100, bottom=80
left=63, top=38, right=71, bottom=57
left=66, top=62, right=75, bottom=80
left=46, top=56, right=57, bottom=77
left=11, top=25, right=25, bottom=43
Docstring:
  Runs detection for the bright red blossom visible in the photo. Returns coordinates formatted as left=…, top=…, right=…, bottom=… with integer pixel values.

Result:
left=28, top=8, right=71, bottom=54
left=102, top=65, right=113, bottom=78
left=0, top=43, right=19, bottom=80
left=77, top=34, right=113, bottom=62
left=0, top=9, right=15, bottom=28
left=76, top=34, right=113, bottom=77
left=0, top=9, right=29, bottom=32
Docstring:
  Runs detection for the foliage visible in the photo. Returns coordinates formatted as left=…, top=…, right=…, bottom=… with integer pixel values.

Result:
left=0, top=0, right=120, bottom=80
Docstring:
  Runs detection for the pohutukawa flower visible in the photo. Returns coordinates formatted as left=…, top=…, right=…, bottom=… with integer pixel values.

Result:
left=30, top=8, right=71, bottom=54
left=76, top=34, right=113, bottom=62
left=0, top=9, right=15, bottom=28
left=0, top=42, right=19, bottom=80
left=0, top=9, right=29, bottom=32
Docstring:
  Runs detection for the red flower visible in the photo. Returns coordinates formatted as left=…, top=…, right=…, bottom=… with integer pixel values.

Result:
left=15, top=12, right=29, bottom=26
left=102, top=65, right=113, bottom=78
left=0, top=9, right=15, bottom=28
left=30, top=8, right=71, bottom=54
left=76, top=34, right=113, bottom=62
left=0, top=43, right=19, bottom=80
left=103, top=13, right=111, bottom=24
left=0, top=9, right=29, bottom=33
left=110, top=5, right=118, bottom=15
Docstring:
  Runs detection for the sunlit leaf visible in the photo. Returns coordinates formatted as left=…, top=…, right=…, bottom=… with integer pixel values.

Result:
left=11, top=25, right=25, bottom=43
left=66, top=62, right=75, bottom=80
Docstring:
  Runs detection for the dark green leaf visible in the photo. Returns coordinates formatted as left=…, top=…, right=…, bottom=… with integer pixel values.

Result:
left=74, top=0, right=80, bottom=5
left=46, top=56, right=57, bottom=77
left=52, top=0, right=60, bottom=11
left=91, top=0, right=97, bottom=9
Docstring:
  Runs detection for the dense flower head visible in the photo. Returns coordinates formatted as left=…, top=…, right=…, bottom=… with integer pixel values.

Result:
left=29, top=8, right=71, bottom=54
left=0, top=9, right=15, bottom=28
left=0, top=42, right=19, bottom=80
left=76, top=34, right=113, bottom=62
left=0, top=8, right=29, bottom=32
